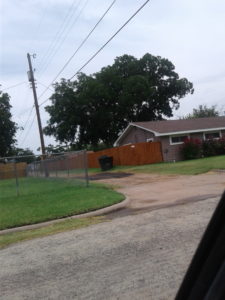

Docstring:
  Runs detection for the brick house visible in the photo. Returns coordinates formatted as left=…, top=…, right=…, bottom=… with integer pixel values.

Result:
left=114, top=116, right=225, bottom=162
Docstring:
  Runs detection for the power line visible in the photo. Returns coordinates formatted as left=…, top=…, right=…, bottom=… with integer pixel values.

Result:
left=37, top=80, right=54, bottom=92
left=13, top=86, right=31, bottom=118
left=39, top=0, right=150, bottom=107
left=20, top=113, right=36, bottom=147
left=37, top=0, right=82, bottom=76
left=14, top=86, right=33, bottom=139
left=39, top=97, right=51, bottom=107
left=70, top=0, right=150, bottom=80
left=38, top=0, right=116, bottom=104
left=49, top=0, right=116, bottom=84
left=1, top=81, right=26, bottom=91
left=37, top=0, right=79, bottom=73
left=16, top=105, right=35, bottom=117
left=18, top=105, right=35, bottom=140
left=38, top=0, right=89, bottom=79
left=30, top=6, right=48, bottom=51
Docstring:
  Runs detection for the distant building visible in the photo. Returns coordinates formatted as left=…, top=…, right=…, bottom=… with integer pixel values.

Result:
left=114, top=116, right=225, bottom=162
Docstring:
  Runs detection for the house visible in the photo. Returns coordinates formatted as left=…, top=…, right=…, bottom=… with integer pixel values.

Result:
left=114, top=116, right=225, bottom=162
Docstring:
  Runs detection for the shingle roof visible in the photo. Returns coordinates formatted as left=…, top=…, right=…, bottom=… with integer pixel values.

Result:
left=114, top=116, right=225, bottom=146
left=132, top=116, right=225, bottom=134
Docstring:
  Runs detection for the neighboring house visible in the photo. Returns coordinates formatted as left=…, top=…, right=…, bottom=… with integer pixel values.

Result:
left=114, top=116, right=225, bottom=162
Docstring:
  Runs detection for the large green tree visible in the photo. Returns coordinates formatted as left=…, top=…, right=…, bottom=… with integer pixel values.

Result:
left=184, top=104, right=219, bottom=119
left=44, top=53, right=194, bottom=148
left=0, top=90, right=17, bottom=157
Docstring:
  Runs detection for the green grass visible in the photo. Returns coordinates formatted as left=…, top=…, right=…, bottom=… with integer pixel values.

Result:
left=0, top=177, right=124, bottom=230
left=89, top=155, right=225, bottom=175
left=0, top=217, right=104, bottom=249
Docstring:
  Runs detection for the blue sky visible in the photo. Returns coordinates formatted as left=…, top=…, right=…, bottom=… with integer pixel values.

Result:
left=1, top=0, right=225, bottom=153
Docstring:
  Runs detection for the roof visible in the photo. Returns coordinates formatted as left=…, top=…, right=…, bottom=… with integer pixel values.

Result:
left=114, top=116, right=225, bottom=146
left=133, top=116, right=225, bottom=134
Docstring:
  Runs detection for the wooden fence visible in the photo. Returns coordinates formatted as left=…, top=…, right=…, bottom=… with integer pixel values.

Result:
left=88, top=142, right=163, bottom=168
left=0, top=162, right=27, bottom=180
left=41, top=152, right=85, bottom=172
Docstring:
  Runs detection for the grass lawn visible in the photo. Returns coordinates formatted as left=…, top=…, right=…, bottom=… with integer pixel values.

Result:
left=0, top=177, right=124, bottom=230
left=90, top=155, right=225, bottom=175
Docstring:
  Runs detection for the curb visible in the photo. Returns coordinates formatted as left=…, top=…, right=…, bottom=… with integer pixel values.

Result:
left=0, top=196, right=130, bottom=236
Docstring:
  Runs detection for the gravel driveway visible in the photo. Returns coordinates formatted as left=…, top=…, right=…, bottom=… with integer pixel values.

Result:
left=0, top=196, right=219, bottom=300
left=96, top=171, right=225, bottom=210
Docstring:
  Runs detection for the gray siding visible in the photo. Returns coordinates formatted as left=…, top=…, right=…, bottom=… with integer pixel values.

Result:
left=160, top=136, right=180, bottom=162
left=162, top=132, right=204, bottom=162
left=119, top=127, right=155, bottom=145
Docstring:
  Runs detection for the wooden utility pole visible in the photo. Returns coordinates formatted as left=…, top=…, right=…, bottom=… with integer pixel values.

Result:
left=27, top=53, right=46, bottom=157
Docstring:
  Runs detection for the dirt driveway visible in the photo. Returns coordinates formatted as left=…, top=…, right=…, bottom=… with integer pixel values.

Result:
left=94, top=171, right=225, bottom=212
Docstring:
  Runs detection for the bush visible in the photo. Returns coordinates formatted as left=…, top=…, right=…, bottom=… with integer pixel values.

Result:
left=180, top=136, right=225, bottom=160
left=202, top=137, right=225, bottom=157
left=215, top=137, right=225, bottom=155
left=180, top=138, right=202, bottom=160
left=202, top=139, right=216, bottom=157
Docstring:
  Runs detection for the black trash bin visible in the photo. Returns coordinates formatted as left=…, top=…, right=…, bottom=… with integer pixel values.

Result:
left=98, top=155, right=113, bottom=171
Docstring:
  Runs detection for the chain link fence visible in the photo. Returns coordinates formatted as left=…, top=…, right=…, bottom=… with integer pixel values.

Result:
left=0, top=150, right=89, bottom=199
left=27, top=150, right=89, bottom=182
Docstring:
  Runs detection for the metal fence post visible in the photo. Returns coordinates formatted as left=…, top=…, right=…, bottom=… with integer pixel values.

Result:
left=40, top=160, right=43, bottom=177
left=65, top=156, right=70, bottom=177
left=43, top=159, right=49, bottom=178
left=13, top=161, right=19, bottom=196
left=55, top=159, right=58, bottom=177
left=83, top=150, right=89, bottom=187
left=35, top=162, right=38, bottom=177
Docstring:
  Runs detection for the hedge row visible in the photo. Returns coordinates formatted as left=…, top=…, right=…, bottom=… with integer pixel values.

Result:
left=180, top=137, right=225, bottom=160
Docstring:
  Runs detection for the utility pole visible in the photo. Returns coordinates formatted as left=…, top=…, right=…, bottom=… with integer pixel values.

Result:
left=27, top=53, right=46, bottom=158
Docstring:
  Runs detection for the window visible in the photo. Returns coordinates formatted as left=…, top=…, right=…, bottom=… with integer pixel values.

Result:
left=146, top=138, right=154, bottom=142
left=204, top=131, right=221, bottom=140
left=170, top=135, right=188, bottom=145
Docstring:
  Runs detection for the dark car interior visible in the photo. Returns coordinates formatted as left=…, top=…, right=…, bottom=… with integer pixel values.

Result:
left=175, top=191, right=225, bottom=300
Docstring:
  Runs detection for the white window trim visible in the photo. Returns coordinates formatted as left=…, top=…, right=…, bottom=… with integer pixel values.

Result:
left=169, top=134, right=190, bottom=145
left=203, top=131, right=221, bottom=140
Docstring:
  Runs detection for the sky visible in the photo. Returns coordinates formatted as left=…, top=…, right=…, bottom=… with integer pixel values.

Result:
left=1, top=0, right=225, bottom=153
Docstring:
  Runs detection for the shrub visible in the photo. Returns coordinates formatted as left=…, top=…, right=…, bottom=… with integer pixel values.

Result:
left=180, top=138, right=202, bottom=160
left=180, top=135, right=225, bottom=160
left=216, top=137, right=225, bottom=155
left=202, top=139, right=217, bottom=157
left=202, top=137, right=225, bottom=157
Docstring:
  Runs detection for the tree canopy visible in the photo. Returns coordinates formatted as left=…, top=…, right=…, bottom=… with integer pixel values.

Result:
left=37, top=144, right=68, bottom=155
left=10, top=147, right=35, bottom=163
left=184, top=105, right=219, bottom=119
left=44, top=53, right=194, bottom=149
left=0, top=90, right=17, bottom=157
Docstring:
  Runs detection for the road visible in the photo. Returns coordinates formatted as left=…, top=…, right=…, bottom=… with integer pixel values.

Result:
left=0, top=196, right=219, bottom=300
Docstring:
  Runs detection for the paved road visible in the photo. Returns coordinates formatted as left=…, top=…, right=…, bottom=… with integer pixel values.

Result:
left=0, top=197, right=219, bottom=300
